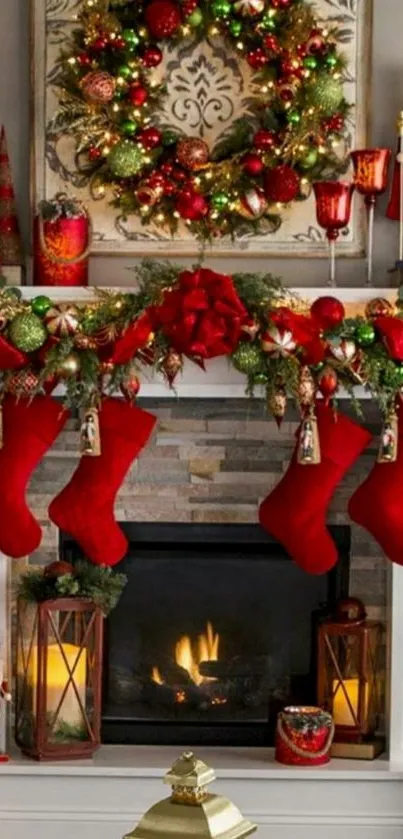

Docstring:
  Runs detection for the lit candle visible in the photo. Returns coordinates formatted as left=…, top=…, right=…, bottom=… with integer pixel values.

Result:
left=332, top=678, right=368, bottom=727
left=29, top=644, right=87, bottom=727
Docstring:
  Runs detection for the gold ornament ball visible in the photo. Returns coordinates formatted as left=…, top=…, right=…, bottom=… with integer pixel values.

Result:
left=74, top=333, right=98, bottom=351
left=59, top=353, right=81, bottom=377
left=365, top=297, right=394, bottom=320
left=100, top=361, right=115, bottom=375
left=176, top=138, right=209, bottom=171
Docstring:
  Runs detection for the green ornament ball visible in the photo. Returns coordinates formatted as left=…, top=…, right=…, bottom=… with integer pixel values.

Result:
left=3, top=287, right=22, bottom=301
left=253, top=372, right=269, bottom=386
left=31, top=295, right=52, bottom=317
left=287, top=110, right=301, bottom=125
left=260, top=13, right=277, bottom=31
left=122, top=28, right=140, bottom=46
left=299, top=148, right=319, bottom=170
left=355, top=322, right=376, bottom=347
left=117, top=64, right=132, bottom=80
left=188, top=8, right=203, bottom=26
left=211, top=0, right=232, bottom=18
left=304, top=56, right=318, bottom=70
left=162, top=130, right=179, bottom=147
left=325, top=53, right=338, bottom=69
left=108, top=141, right=144, bottom=178
left=229, top=20, right=242, bottom=37
left=232, top=343, right=263, bottom=376
left=121, top=118, right=138, bottom=136
left=211, top=192, right=229, bottom=211
left=9, top=313, right=47, bottom=352
left=307, top=75, right=344, bottom=116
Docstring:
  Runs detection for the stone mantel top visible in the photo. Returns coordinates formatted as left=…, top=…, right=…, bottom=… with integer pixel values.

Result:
left=1, top=746, right=403, bottom=781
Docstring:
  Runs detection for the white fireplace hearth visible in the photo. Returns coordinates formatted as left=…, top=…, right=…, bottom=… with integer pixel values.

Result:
left=1, top=525, right=403, bottom=838
left=1, top=287, right=403, bottom=838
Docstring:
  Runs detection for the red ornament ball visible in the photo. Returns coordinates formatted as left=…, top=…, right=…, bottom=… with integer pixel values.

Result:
left=77, top=53, right=92, bottom=67
left=306, top=29, right=326, bottom=55
left=176, top=137, right=209, bottom=171
left=138, top=127, right=162, bottom=150
left=121, top=371, right=141, bottom=402
left=263, top=34, right=280, bottom=53
left=44, top=560, right=75, bottom=580
left=310, top=296, right=346, bottom=330
left=7, top=369, right=40, bottom=397
left=264, top=165, right=299, bottom=203
left=271, top=0, right=292, bottom=7
left=141, top=46, right=163, bottom=68
left=88, top=147, right=102, bottom=161
left=253, top=129, right=276, bottom=151
left=278, top=82, right=297, bottom=102
left=242, top=153, right=264, bottom=176
left=91, top=37, right=108, bottom=51
left=318, top=366, right=338, bottom=405
left=247, top=48, right=268, bottom=69
left=128, top=84, right=148, bottom=106
left=323, top=113, right=345, bottom=133
left=114, top=36, right=126, bottom=50
left=145, top=0, right=181, bottom=39
left=176, top=190, right=209, bottom=221
left=81, top=70, right=116, bottom=104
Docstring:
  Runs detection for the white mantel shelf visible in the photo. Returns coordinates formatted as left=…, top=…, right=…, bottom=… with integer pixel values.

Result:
left=0, top=745, right=401, bottom=780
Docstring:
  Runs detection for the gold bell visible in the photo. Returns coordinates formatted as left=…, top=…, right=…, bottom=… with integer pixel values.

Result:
left=124, top=751, right=257, bottom=839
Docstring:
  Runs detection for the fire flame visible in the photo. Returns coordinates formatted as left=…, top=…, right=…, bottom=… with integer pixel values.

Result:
left=151, top=622, right=219, bottom=687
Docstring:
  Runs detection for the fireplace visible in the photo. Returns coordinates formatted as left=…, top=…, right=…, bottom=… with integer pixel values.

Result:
left=60, top=523, right=350, bottom=746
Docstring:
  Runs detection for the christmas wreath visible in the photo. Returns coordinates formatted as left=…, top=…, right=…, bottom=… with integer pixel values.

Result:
left=51, top=0, right=350, bottom=240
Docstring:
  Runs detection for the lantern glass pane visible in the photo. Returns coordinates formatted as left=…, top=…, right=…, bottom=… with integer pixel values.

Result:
left=16, top=601, right=38, bottom=749
left=44, top=607, right=95, bottom=746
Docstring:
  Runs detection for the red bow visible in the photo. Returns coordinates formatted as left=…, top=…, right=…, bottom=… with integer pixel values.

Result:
left=111, top=312, right=154, bottom=365
left=270, top=307, right=325, bottom=364
left=155, top=268, right=248, bottom=359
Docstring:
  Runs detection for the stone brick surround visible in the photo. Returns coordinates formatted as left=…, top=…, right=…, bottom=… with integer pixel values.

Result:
left=20, top=397, right=387, bottom=620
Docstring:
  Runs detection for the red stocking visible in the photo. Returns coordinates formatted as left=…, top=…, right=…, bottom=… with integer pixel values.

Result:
left=348, top=418, right=403, bottom=564
left=0, top=395, right=69, bottom=558
left=49, top=398, right=156, bottom=567
left=259, top=405, right=371, bottom=574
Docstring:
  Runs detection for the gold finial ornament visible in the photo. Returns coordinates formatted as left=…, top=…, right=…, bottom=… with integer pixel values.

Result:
left=124, top=751, right=257, bottom=839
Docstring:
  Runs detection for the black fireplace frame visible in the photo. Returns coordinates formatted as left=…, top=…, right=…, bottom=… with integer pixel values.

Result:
left=60, top=523, right=351, bottom=747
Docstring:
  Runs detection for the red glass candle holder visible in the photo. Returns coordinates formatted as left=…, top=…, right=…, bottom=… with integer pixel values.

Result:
left=351, top=148, right=391, bottom=286
left=351, top=148, right=391, bottom=204
left=313, top=181, right=355, bottom=287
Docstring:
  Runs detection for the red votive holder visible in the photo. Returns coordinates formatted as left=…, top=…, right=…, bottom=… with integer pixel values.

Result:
left=313, top=181, right=355, bottom=241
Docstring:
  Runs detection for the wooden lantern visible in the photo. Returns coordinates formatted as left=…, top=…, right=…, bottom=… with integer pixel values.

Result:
left=15, top=597, right=103, bottom=761
left=317, top=598, right=384, bottom=759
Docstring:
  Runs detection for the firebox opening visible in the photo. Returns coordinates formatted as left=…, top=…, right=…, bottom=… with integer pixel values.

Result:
left=60, top=523, right=350, bottom=747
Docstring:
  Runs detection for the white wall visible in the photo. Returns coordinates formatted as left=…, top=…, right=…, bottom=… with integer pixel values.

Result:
left=1, top=0, right=403, bottom=286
